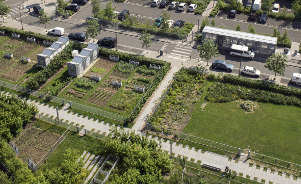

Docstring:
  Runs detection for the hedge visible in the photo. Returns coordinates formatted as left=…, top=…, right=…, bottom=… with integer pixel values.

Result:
left=222, top=75, right=301, bottom=99
left=0, top=25, right=58, bottom=43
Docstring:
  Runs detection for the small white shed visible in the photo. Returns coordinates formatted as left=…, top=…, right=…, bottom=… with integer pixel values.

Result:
left=50, top=42, right=64, bottom=53
left=58, top=36, right=69, bottom=47
left=37, top=47, right=57, bottom=67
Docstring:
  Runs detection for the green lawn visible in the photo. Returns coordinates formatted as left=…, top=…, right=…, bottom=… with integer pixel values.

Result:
left=185, top=101, right=301, bottom=164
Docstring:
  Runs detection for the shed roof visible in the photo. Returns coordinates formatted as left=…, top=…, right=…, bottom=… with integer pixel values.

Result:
left=42, top=48, right=56, bottom=56
left=80, top=48, right=93, bottom=57
left=58, top=36, right=69, bottom=44
left=50, top=42, right=63, bottom=50
left=202, top=26, right=277, bottom=45
left=87, top=43, right=98, bottom=50
left=72, top=55, right=85, bottom=64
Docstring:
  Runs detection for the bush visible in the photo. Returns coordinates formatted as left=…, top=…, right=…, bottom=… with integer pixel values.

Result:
left=210, top=6, right=220, bottom=17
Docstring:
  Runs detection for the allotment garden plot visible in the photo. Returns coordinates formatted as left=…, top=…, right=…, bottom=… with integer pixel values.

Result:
left=62, top=58, right=159, bottom=116
left=0, top=36, right=42, bottom=83
left=12, top=127, right=60, bottom=164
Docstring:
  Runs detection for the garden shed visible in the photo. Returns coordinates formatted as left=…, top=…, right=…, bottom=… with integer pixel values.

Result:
left=57, top=36, right=69, bottom=47
left=67, top=55, right=86, bottom=77
left=50, top=42, right=64, bottom=53
left=37, top=47, right=57, bottom=67
left=37, top=36, right=70, bottom=67
left=67, top=43, right=99, bottom=77
left=201, top=26, right=277, bottom=55
left=86, top=43, right=99, bottom=60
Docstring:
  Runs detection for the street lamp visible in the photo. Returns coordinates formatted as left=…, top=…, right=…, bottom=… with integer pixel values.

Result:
left=116, top=33, right=117, bottom=51
left=19, top=7, right=24, bottom=30
left=239, top=46, right=242, bottom=76
left=198, top=18, right=199, bottom=33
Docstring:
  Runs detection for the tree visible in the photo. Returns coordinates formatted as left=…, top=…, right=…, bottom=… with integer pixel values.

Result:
left=91, top=0, right=101, bottom=18
left=224, top=168, right=236, bottom=184
left=272, top=28, right=280, bottom=37
left=139, top=31, right=153, bottom=50
left=248, top=24, right=256, bottom=34
left=197, top=38, right=220, bottom=66
left=200, top=16, right=209, bottom=32
left=211, top=19, right=215, bottom=27
left=161, top=10, right=171, bottom=31
left=103, top=1, right=116, bottom=21
left=292, top=0, right=301, bottom=17
left=179, top=156, right=187, bottom=181
left=85, top=18, right=101, bottom=42
left=0, top=0, right=11, bottom=22
left=262, top=0, right=275, bottom=12
left=264, top=53, right=288, bottom=78
left=43, top=148, right=87, bottom=184
left=235, top=24, right=241, bottom=31
left=38, top=9, right=51, bottom=30
left=57, top=0, right=68, bottom=16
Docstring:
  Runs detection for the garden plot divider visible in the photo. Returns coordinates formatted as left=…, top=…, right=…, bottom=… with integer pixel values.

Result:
left=0, top=80, right=126, bottom=122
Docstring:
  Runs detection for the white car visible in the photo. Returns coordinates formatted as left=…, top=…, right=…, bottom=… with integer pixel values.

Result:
left=241, top=66, right=261, bottom=77
left=188, top=4, right=197, bottom=12
left=291, top=73, right=301, bottom=85
left=177, top=3, right=186, bottom=11
left=167, top=20, right=174, bottom=28
left=272, top=3, right=280, bottom=13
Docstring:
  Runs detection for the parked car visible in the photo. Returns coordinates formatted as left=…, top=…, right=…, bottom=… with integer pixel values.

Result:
left=177, top=3, right=187, bottom=11
left=72, top=0, right=87, bottom=5
left=160, top=0, right=170, bottom=8
left=168, top=1, right=179, bottom=10
left=230, top=44, right=255, bottom=59
left=272, top=3, right=280, bottom=13
left=188, top=4, right=197, bottom=12
left=97, top=37, right=116, bottom=48
left=173, top=20, right=185, bottom=28
left=68, top=32, right=86, bottom=41
left=212, top=60, right=234, bottom=72
left=154, top=17, right=164, bottom=27
left=241, top=66, right=261, bottom=77
left=167, top=20, right=175, bottom=28
left=33, top=4, right=43, bottom=14
left=248, top=13, right=257, bottom=21
left=151, top=0, right=161, bottom=7
left=118, top=9, right=129, bottom=21
left=291, top=73, right=301, bottom=85
left=228, top=10, right=236, bottom=18
left=65, top=3, right=80, bottom=12
left=259, top=12, right=267, bottom=23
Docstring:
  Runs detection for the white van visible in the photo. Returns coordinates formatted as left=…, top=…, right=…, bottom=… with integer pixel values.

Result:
left=230, top=44, right=255, bottom=59
left=252, top=0, right=261, bottom=11
left=48, top=27, right=65, bottom=36
left=291, top=73, right=301, bottom=85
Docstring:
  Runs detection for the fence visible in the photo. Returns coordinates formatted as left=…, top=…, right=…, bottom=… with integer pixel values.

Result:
left=0, top=80, right=126, bottom=122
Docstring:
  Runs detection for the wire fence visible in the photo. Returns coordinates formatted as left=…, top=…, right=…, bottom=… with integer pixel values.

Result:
left=145, top=123, right=301, bottom=174
left=0, top=80, right=126, bottom=122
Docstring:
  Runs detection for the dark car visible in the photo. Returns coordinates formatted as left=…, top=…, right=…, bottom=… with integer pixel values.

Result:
left=248, top=13, right=256, bottom=21
left=68, top=32, right=86, bottom=41
left=65, top=4, right=80, bottom=12
left=160, top=1, right=170, bottom=8
left=168, top=2, right=179, bottom=10
left=33, top=4, right=43, bottom=14
left=212, top=60, right=234, bottom=72
left=97, top=37, right=116, bottom=48
left=118, top=9, right=129, bottom=21
left=72, top=0, right=87, bottom=5
left=228, top=10, right=236, bottom=18
left=259, top=12, right=267, bottom=23
left=173, top=20, right=185, bottom=28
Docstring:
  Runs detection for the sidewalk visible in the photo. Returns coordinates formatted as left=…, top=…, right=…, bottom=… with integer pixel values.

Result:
left=202, top=0, right=218, bottom=17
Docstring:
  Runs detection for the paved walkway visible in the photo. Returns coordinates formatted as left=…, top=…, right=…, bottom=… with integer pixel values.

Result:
left=202, top=0, right=218, bottom=17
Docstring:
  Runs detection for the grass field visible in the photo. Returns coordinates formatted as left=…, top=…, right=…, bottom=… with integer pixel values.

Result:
left=185, top=100, right=301, bottom=164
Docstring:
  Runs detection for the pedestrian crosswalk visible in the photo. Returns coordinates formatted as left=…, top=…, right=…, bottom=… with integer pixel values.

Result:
left=9, top=6, right=29, bottom=20
left=169, top=44, right=193, bottom=61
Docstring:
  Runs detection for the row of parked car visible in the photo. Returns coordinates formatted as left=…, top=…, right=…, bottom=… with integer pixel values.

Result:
left=151, top=1, right=198, bottom=12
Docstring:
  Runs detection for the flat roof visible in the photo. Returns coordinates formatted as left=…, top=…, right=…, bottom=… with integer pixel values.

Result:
left=58, top=36, right=69, bottom=44
left=42, top=48, right=56, bottom=56
left=87, top=43, right=98, bottom=50
left=72, top=55, right=85, bottom=64
left=202, top=26, right=277, bottom=45
left=50, top=42, right=63, bottom=50
left=80, top=49, right=92, bottom=57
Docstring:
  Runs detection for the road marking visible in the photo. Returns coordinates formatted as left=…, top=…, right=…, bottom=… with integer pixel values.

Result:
left=118, top=44, right=145, bottom=51
left=170, top=52, right=190, bottom=57
left=173, top=46, right=193, bottom=52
